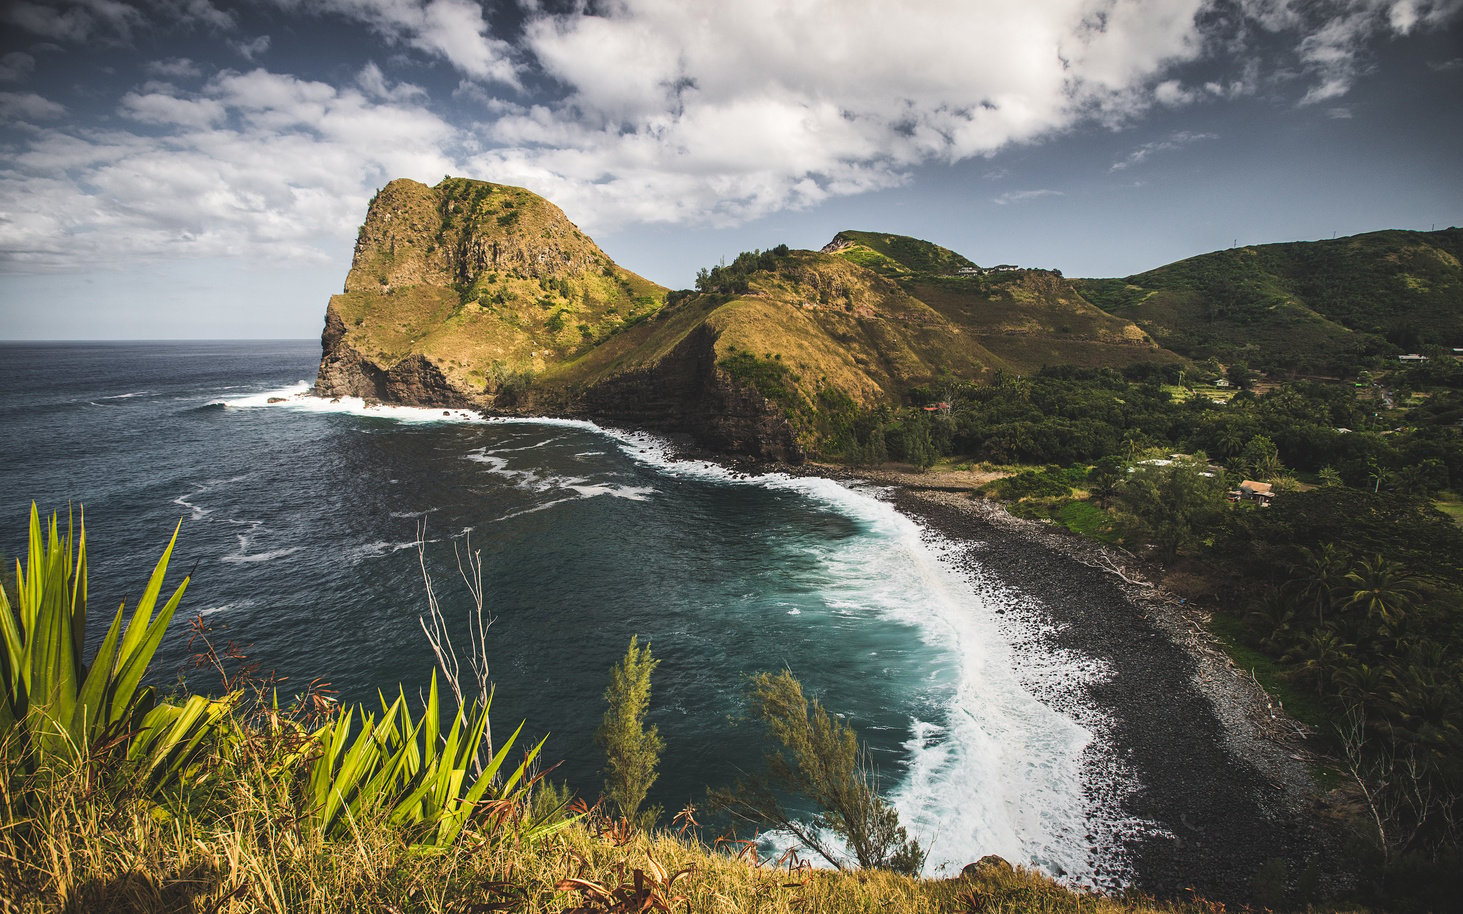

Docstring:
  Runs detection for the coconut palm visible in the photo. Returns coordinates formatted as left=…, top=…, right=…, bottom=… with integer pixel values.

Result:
left=1335, top=662, right=1392, bottom=717
left=1344, top=555, right=1418, bottom=632
left=1286, top=543, right=1348, bottom=628
left=1285, top=628, right=1355, bottom=696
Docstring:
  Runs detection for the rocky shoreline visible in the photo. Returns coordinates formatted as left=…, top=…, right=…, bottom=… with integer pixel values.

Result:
left=771, top=462, right=1337, bottom=905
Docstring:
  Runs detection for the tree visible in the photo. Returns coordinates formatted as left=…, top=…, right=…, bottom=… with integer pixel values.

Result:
left=1240, top=434, right=1283, bottom=479
left=1227, top=361, right=1254, bottom=391
left=1087, top=456, right=1124, bottom=508
left=709, top=670, right=924, bottom=874
left=1286, top=542, right=1348, bottom=628
left=1116, top=456, right=1228, bottom=562
left=1343, top=555, right=1417, bottom=633
left=596, top=636, right=664, bottom=825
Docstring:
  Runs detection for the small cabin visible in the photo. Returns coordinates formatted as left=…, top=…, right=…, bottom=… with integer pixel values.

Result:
left=1236, top=480, right=1274, bottom=506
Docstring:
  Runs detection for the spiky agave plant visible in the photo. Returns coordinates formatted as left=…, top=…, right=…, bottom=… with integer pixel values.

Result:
left=0, top=503, right=235, bottom=793
left=303, top=670, right=573, bottom=847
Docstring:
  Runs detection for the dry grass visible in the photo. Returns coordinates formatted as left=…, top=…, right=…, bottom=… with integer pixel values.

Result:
left=1, top=747, right=1238, bottom=914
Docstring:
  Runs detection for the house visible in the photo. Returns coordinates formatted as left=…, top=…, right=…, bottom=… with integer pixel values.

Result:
left=1398, top=353, right=1428, bottom=363
left=1236, top=480, right=1274, bottom=506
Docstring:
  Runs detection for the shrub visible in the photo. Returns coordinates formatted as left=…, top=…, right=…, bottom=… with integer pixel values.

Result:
left=709, top=670, right=924, bottom=874
left=596, top=636, right=663, bottom=826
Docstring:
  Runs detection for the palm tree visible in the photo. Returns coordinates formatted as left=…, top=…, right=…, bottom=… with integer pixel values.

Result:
left=1286, top=543, right=1348, bottom=628
left=1244, top=591, right=1296, bottom=651
left=1344, top=555, right=1418, bottom=632
left=1286, top=629, right=1355, bottom=696
left=1334, top=662, right=1391, bottom=717
left=1215, top=422, right=1249, bottom=459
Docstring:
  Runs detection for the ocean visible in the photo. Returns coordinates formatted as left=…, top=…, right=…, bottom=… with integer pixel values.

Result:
left=0, top=340, right=1120, bottom=883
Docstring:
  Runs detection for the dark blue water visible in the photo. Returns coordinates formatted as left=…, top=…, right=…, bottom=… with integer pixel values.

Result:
left=0, top=340, right=1101, bottom=878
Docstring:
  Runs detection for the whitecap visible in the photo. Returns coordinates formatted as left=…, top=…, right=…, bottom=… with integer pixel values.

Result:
left=173, top=491, right=210, bottom=520
left=219, top=383, right=486, bottom=424
left=221, top=547, right=301, bottom=564
left=345, top=540, right=422, bottom=562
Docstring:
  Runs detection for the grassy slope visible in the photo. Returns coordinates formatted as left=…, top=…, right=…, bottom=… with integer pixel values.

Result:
left=545, top=250, right=1006, bottom=412
left=4, top=755, right=1236, bottom=914
left=826, top=231, right=1181, bottom=374
left=1074, top=228, right=1463, bottom=374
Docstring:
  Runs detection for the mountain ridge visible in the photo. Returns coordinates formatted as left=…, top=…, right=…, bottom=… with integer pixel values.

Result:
left=314, top=177, right=1462, bottom=460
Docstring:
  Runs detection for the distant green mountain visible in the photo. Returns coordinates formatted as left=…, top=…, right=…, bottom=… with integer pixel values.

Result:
left=1074, top=228, right=1463, bottom=375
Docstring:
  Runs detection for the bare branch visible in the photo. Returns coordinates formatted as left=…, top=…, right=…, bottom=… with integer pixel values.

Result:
left=416, top=520, right=497, bottom=775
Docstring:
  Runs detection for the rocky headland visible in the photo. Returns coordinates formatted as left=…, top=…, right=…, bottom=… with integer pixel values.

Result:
left=314, top=177, right=1173, bottom=464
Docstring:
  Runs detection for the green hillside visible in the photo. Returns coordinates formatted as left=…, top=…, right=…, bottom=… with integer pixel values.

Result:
left=322, top=190, right=1188, bottom=460
left=1075, top=228, right=1463, bottom=375
left=825, top=231, right=1176, bottom=374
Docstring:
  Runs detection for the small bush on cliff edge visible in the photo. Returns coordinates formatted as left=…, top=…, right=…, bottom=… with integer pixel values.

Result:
left=709, top=670, right=925, bottom=875
left=596, top=636, right=664, bottom=828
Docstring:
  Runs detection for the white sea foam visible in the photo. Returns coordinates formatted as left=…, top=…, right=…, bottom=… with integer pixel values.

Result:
left=555, top=424, right=1121, bottom=883
left=221, top=547, right=302, bottom=565
left=197, top=599, right=254, bottom=618
left=217, top=383, right=485, bottom=423
left=173, top=491, right=209, bottom=520
left=345, top=540, right=423, bottom=562
left=464, top=446, right=657, bottom=505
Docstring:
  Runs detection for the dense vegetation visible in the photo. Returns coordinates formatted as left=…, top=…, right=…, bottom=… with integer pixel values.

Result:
left=1075, top=228, right=1463, bottom=376
left=813, top=363, right=1463, bottom=909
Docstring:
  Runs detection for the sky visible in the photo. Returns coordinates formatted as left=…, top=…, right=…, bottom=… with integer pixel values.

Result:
left=1, top=0, right=1460, bottom=340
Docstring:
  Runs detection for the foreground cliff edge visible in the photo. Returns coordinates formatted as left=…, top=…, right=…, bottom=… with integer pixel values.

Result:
left=315, top=176, right=1171, bottom=461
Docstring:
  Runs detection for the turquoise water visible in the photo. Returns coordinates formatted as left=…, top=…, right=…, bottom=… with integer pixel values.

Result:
left=0, top=341, right=1111, bottom=882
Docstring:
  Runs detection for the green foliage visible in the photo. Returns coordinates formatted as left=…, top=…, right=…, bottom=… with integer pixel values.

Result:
left=988, top=467, right=1072, bottom=501
left=596, top=636, right=663, bottom=826
left=709, top=670, right=924, bottom=875
left=718, top=350, right=806, bottom=417
left=0, top=504, right=232, bottom=796
left=828, top=231, right=978, bottom=277
left=1115, top=457, right=1228, bottom=561
left=1075, top=228, right=1463, bottom=375
left=691, top=246, right=792, bottom=295
left=304, top=671, right=545, bottom=846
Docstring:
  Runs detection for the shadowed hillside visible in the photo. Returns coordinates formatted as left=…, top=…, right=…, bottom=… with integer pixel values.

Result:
left=1074, top=228, right=1463, bottom=375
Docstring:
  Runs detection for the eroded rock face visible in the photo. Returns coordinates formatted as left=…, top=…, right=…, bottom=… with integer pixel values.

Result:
left=571, top=326, right=804, bottom=463
left=314, top=304, right=390, bottom=400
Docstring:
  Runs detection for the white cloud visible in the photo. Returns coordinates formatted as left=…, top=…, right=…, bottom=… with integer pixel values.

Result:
left=993, top=189, right=1064, bottom=206
left=0, top=91, right=68, bottom=120
left=0, top=68, right=459, bottom=270
left=2, top=0, right=1460, bottom=273
left=3, top=0, right=237, bottom=43
left=233, top=34, right=271, bottom=62
left=487, top=0, right=1212, bottom=229
left=0, top=52, right=38, bottom=82
left=272, top=0, right=519, bottom=86
left=146, top=57, right=202, bottom=78
left=1235, top=0, right=1463, bottom=104
left=3, top=0, right=143, bottom=42
left=1111, top=130, right=1217, bottom=170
